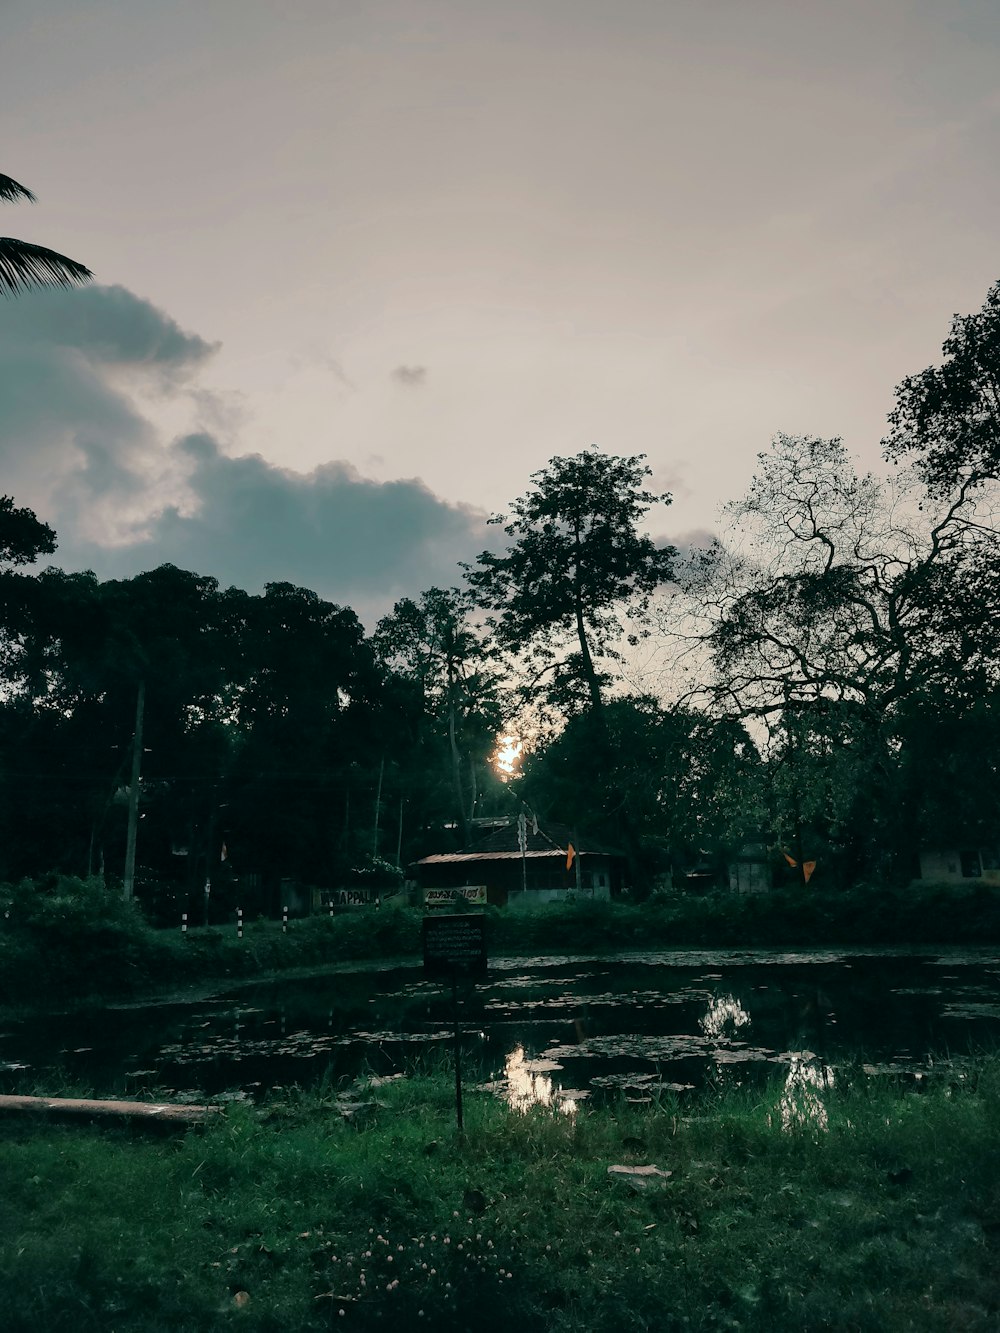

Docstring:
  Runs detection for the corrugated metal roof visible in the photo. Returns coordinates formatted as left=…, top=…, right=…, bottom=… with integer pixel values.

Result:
left=418, top=849, right=605, bottom=865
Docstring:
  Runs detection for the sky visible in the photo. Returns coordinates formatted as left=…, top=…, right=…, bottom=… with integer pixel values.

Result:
left=4, top=0, right=1000, bottom=626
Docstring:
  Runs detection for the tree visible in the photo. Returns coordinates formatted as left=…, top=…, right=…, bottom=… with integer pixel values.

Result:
left=884, top=279, right=1000, bottom=494
left=464, top=449, right=675, bottom=721
left=1, top=174, right=92, bottom=295
left=373, top=586, right=501, bottom=845
left=464, top=450, right=675, bottom=891
left=685, top=434, right=999, bottom=881
left=522, top=696, right=762, bottom=883
left=0, top=496, right=56, bottom=566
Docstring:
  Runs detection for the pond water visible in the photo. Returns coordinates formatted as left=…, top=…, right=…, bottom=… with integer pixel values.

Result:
left=2, top=948, right=999, bottom=1113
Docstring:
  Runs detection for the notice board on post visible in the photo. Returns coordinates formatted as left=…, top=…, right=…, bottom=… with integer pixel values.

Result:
left=422, top=913, right=488, bottom=980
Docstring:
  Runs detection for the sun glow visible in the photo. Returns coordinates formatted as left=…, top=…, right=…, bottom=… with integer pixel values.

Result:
left=493, top=734, right=523, bottom=778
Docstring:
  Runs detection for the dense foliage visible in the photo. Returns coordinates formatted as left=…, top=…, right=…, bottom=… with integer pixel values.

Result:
left=1, top=281, right=999, bottom=908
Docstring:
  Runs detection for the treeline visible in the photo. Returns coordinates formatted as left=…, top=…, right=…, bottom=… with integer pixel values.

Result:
left=1, top=282, right=999, bottom=912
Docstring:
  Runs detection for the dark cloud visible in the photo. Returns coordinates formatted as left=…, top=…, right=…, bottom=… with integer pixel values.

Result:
left=1, top=283, right=217, bottom=372
left=0, top=284, right=490, bottom=622
left=391, top=364, right=427, bottom=387
left=63, top=435, right=492, bottom=622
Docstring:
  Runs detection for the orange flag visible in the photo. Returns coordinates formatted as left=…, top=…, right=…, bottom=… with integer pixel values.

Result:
left=566, top=843, right=576, bottom=871
left=802, top=860, right=817, bottom=883
left=782, top=851, right=798, bottom=868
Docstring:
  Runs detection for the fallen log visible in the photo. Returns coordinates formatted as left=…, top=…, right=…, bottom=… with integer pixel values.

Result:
left=0, top=1094, right=222, bottom=1128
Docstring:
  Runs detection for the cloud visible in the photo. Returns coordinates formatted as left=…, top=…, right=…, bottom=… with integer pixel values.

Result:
left=67, top=435, right=492, bottom=623
left=0, top=285, right=491, bottom=622
left=391, top=364, right=427, bottom=387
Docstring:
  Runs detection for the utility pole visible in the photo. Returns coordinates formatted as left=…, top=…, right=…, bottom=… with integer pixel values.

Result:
left=123, top=679, right=145, bottom=903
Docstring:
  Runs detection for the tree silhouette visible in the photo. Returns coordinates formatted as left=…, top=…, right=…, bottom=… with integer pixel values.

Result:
left=0, top=174, right=92, bottom=295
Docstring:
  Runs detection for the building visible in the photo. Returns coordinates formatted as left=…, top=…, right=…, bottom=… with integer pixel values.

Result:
left=414, top=819, right=625, bottom=909
left=916, top=846, right=1000, bottom=885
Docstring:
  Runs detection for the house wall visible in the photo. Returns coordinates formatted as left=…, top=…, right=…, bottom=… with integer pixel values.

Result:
left=728, top=860, right=772, bottom=894
left=505, top=883, right=611, bottom=910
left=918, top=848, right=1000, bottom=884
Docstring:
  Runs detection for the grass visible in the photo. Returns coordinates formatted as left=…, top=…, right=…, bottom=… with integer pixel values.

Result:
left=3, top=875, right=1000, bottom=1009
left=1, top=1060, right=999, bottom=1330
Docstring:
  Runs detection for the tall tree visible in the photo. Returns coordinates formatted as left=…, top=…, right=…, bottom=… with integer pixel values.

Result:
left=685, top=434, right=999, bottom=881
left=0, top=174, right=92, bottom=295
left=465, top=449, right=675, bottom=890
left=464, top=449, right=675, bottom=721
left=373, top=587, right=500, bottom=845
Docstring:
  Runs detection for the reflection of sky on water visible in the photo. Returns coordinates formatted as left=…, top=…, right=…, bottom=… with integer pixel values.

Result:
left=502, top=1045, right=582, bottom=1116
left=776, top=1053, right=834, bottom=1132
left=700, top=994, right=752, bottom=1041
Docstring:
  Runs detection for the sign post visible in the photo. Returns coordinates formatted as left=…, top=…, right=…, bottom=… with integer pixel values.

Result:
left=422, top=913, right=487, bottom=1132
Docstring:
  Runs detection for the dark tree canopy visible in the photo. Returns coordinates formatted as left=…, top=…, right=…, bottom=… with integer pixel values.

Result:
left=0, top=496, right=56, bottom=567
left=884, top=278, right=1000, bottom=492
left=464, top=449, right=675, bottom=717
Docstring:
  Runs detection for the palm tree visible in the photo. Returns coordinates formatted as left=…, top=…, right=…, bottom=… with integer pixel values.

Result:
left=1, top=173, right=92, bottom=295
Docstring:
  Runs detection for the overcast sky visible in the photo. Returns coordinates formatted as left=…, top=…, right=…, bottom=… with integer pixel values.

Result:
left=4, top=0, right=1000, bottom=623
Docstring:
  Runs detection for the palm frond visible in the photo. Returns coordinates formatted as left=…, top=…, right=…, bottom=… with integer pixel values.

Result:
left=0, top=237, right=93, bottom=295
left=0, top=174, right=37, bottom=204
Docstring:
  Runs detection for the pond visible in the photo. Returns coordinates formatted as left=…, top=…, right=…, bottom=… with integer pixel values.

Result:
left=2, top=947, right=999, bottom=1113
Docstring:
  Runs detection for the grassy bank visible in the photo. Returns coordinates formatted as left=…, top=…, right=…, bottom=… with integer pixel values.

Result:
left=1, top=1061, right=999, bottom=1330
left=3, top=876, right=1000, bottom=1008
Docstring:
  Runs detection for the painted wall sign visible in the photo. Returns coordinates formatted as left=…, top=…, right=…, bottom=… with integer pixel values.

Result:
left=326, top=888, right=382, bottom=907
left=424, top=885, right=487, bottom=908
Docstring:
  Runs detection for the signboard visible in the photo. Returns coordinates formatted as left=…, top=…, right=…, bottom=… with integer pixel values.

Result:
left=424, top=885, right=487, bottom=909
left=422, top=913, right=488, bottom=979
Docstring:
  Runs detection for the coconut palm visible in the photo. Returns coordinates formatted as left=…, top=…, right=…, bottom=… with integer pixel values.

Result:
left=1, top=173, right=92, bottom=295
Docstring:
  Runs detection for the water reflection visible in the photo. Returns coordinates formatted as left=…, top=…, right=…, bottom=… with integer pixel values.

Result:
left=700, top=994, right=752, bottom=1041
left=777, top=1053, right=834, bottom=1132
left=503, top=1044, right=581, bottom=1116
